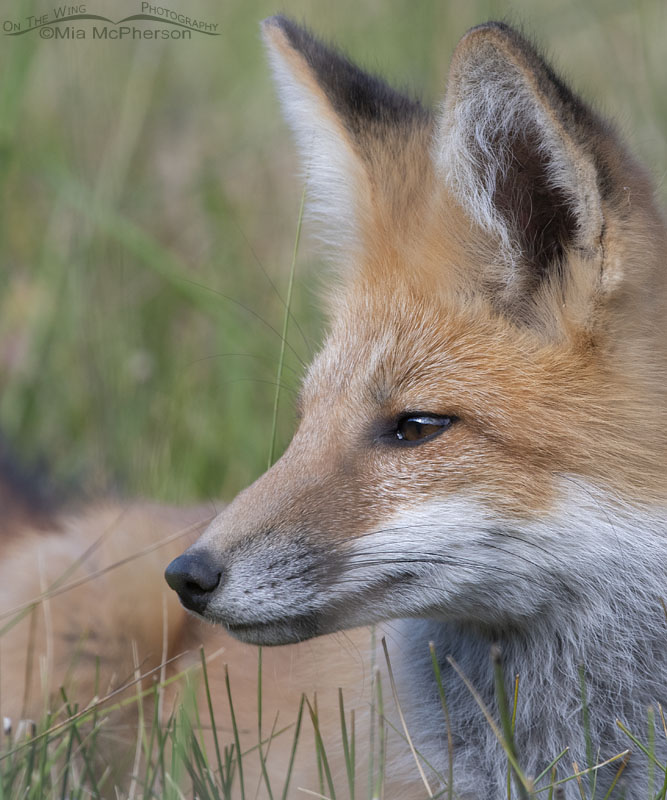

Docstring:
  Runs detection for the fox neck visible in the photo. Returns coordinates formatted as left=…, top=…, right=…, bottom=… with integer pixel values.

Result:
left=388, top=486, right=667, bottom=797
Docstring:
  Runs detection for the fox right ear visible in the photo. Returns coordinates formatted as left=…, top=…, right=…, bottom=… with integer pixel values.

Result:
left=262, top=16, right=428, bottom=263
left=436, top=23, right=610, bottom=316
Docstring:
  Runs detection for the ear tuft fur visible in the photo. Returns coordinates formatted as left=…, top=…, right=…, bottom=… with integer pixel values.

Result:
left=436, top=22, right=605, bottom=303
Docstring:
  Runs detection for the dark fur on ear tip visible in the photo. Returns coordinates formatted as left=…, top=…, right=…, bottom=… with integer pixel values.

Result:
left=456, top=20, right=607, bottom=152
left=262, top=14, right=428, bottom=137
left=260, top=14, right=287, bottom=34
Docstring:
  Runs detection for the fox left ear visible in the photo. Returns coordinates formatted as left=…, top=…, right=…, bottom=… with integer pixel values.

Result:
left=262, top=16, right=430, bottom=264
left=437, top=23, right=610, bottom=312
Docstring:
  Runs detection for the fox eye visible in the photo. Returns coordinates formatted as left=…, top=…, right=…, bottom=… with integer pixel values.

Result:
left=395, top=414, right=455, bottom=444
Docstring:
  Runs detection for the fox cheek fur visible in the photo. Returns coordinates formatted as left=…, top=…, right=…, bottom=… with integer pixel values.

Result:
left=166, top=16, right=667, bottom=797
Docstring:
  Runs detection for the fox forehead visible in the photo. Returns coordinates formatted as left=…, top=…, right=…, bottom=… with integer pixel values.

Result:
left=301, top=278, right=591, bottom=424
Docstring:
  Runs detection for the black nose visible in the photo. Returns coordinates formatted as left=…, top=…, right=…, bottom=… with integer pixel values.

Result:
left=164, top=553, right=222, bottom=615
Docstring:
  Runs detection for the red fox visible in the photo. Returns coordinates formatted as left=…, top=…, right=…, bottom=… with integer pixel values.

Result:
left=3, top=17, right=666, bottom=800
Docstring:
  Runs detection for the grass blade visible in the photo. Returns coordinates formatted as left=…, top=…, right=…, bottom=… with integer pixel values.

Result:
left=534, top=749, right=570, bottom=785
left=447, top=655, right=532, bottom=795
left=199, top=647, right=226, bottom=790
left=491, top=645, right=528, bottom=800
left=256, top=647, right=275, bottom=800
left=429, top=643, right=454, bottom=800
left=280, top=694, right=305, bottom=800
left=225, top=664, right=246, bottom=800
left=268, top=183, right=306, bottom=469
left=305, top=696, right=336, bottom=800
left=338, top=688, right=355, bottom=800
left=616, top=719, right=666, bottom=773
left=382, top=637, right=433, bottom=798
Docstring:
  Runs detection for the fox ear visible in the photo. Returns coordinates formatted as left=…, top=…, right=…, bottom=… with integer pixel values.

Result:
left=437, top=23, right=607, bottom=311
left=262, top=15, right=428, bottom=261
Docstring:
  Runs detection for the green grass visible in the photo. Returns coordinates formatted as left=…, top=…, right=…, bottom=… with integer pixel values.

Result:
left=1, top=0, right=666, bottom=796
left=0, top=631, right=662, bottom=799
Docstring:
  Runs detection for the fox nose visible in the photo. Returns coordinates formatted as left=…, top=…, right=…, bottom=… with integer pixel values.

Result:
left=164, top=553, right=222, bottom=615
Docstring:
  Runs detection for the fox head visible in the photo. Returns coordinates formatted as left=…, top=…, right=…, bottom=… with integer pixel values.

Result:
left=166, top=19, right=667, bottom=646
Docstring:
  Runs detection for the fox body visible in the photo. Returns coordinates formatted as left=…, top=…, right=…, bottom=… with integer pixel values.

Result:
left=2, top=17, right=667, bottom=800
left=165, top=17, right=667, bottom=799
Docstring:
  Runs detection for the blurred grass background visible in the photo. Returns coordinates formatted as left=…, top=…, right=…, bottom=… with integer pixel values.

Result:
left=0, top=0, right=665, bottom=505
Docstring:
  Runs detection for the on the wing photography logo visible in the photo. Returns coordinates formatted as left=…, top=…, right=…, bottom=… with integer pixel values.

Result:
left=3, top=3, right=220, bottom=39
